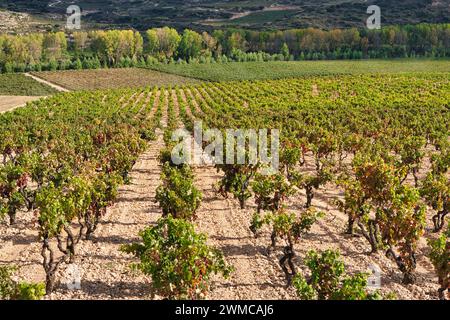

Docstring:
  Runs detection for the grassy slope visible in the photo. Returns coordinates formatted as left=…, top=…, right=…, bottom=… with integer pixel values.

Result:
left=150, top=59, right=450, bottom=82
left=0, top=74, right=58, bottom=96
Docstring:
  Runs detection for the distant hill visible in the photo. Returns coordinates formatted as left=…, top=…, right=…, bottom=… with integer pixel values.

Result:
left=0, top=8, right=56, bottom=33
left=0, top=0, right=448, bottom=32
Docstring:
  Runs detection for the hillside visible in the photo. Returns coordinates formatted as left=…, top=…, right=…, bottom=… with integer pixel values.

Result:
left=0, top=8, right=53, bottom=33
left=0, top=0, right=448, bottom=32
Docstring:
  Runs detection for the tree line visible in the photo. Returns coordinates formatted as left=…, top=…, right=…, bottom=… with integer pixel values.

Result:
left=0, top=23, right=448, bottom=73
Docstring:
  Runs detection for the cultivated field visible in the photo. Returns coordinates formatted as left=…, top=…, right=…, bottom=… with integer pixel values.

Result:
left=1, top=73, right=448, bottom=300
left=32, top=68, right=200, bottom=91
left=151, top=59, right=450, bottom=81
left=0, top=74, right=57, bottom=96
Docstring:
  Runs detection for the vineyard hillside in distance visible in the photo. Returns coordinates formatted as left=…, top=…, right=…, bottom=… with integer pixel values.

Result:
left=150, top=59, right=450, bottom=82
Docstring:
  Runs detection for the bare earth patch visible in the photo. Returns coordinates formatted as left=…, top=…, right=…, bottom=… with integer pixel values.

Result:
left=0, top=96, right=44, bottom=113
left=0, top=9, right=49, bottom=33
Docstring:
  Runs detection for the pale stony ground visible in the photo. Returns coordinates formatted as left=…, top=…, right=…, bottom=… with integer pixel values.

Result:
left=0, top=73, right=66, bottom=113
left=0, top=88, right=444, bottom=300
left=0, top=9, right=58, bottom=34
left=0, top=10, right=42, bottom=33
left=194, top=166, right=297, bottom=300
left=192, top=155, right=442, bottom=300
left=0, top=96, right=44, bottom=113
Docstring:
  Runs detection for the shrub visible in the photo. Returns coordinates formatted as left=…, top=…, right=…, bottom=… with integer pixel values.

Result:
left=138, top=57, right=147, bottom=67
left=121, top=216, right=233, bottom=299
left=15, top=63, right=26, bottom=73
left=420, top=172, right=449, bottom=232
left=25, top=64, right=36, bottom=72
left=0, top=163, right=27, bottom=225
left=292, top=250, right=391, bottom=300
left=92, top=57, right=101, bottom=69
left=48, top=59, right=58, bottom=71
left=252, top=173, right=296, bottom=213
left=4, top=62, right=14, bottom=73
left=351, top=155, right=426, bottom=284
left=251, top=208, right=323, bottom=283
left=146, top=55, right=159, bottom=66
left=73, top=58, right=83, bottom=70
left=58, top=60, right=69, bottom=70
left=216, top=162, right=258, bottom=209
left=158, top=142, right=185, bottom=168
left=0, top=265, right=45, bottom=300
left=427, top=224, right=449, bottom=300
left=155, top=163, right=202, bottom=220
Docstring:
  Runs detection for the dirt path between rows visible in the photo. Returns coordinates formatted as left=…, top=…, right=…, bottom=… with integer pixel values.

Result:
left=175, top=89, right=294, bottom=299
left=194, top=167, right=295, bottom=299
left=25, top=73, right=70, bottom=92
